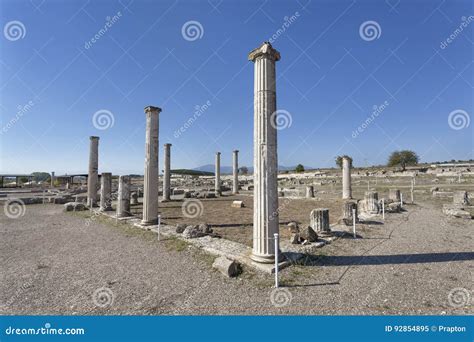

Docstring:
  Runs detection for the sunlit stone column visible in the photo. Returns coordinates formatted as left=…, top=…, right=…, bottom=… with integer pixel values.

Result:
left=100, top=172, right=112, bottom=211
left=87, top=136, right=99, bottom=207
left=232, top=150, right=239, bottom=194
left=249, top=42, right=280, bottom=263
left=51, top=171, right=55, bottom=188
left=141, top=106, right=161, bottom=225
left=215, top=152, right=221, bottom=195
left=117, top=175, right=130, bottom=217
left=342, top=156, right=352, bottom=199
left=163, top=143, right=172, bottom=201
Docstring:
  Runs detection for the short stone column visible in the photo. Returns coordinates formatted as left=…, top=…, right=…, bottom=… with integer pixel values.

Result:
left=364, top=191, right=379, bottom=214
left=389, top=189, right=401, bottom=202
left=99, top=172, right=112, bottom=211
left=117, top=175, right=130, bottom=218
left=131, top=192, right=138, bottom=205
left=453, top=191, right=469, bottom=206
left=306, top=185, right=314, bottom=198
left=342, top=201, right=358, bottom=225
left=87, top=136, right=99, bottom=207
left=141, top=106, right=161, bottom=225
left=232, top=150, right=239, bottom=194
left=310, top=208, right=331, bottom=235
left=51, top=171, right=55, bottom=188
left=249, top=42, right=281, bottom=263
left=163, top=143, right=172, bottom=201
left=215, top=152, right=221, bottom=195
left=342, top=157, right=352, bottom=199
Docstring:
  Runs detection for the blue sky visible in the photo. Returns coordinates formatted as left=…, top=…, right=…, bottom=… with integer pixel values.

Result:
left=0, top=0, right=472, bottom=174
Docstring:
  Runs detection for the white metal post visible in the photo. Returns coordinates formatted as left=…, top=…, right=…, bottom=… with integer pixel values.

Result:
left=400, top=193, right=403, bottom=209
left=274, top=233, right=279, bottom=288
left=382, top=199, right=385, bottom=220
left=352, top=208, right=356, bottom=239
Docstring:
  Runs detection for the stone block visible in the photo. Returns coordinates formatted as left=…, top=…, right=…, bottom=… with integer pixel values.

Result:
left=212, top=256, right=241, bottom=277
left=231, top=200, right=245, bottom=208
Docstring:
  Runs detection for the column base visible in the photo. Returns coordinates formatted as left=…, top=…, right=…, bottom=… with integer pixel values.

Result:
left=250, top=252, right=275, bottom=264
left=140, top=219, right=158, bottom=226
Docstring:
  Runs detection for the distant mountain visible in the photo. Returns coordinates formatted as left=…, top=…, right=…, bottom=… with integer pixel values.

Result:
left=193, top=164, right=314, bottom=174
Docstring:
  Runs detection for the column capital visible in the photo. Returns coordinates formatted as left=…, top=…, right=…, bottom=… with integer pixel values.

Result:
left=90, top=136, right=100, bottom=140
left=144, top=106, right=162, bottom=114
left=216, top=152, right=221, bottom=155
left=233, top=150, right=239, bottom=153
left=164, top=143, right=172, bottom=147
left=248, top=42, right=281, bottom=62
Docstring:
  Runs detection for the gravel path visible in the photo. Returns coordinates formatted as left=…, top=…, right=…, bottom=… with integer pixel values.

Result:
left=1, top=202, right=472, bottom=315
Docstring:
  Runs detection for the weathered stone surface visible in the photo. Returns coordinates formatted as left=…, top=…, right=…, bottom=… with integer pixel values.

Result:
left=300, top=225, right=318, bottom=242
left=342, top=157, right=352, bottom=199
left=183, top=225, right=204, bottom=239
left=359, top=191, right=379, bottom=214
left=100, top=172, right=113, bottom=211
left=289, top=233, right=300, bottom=244
left=306, top=185, right=314, bottom=198
left=198, top=223, right=212, bottom=234
left=387, top=202, right=401, bottom=213
left=231, top=200, right=245, bottom=208
left=87, top=136, right=99, bottom=207
left=453, top=191, right=469, bottom=206
left=215, top=152, right=221, bottom=196
left=117, top=175, right=131, bottom=218
left=130, top=191, right=138, bottom=205
left=310, top=208, right=331, bottom=234
left=342, top=201, right=358, bottom=225
left=389, top=189, right=401, bottom=202
left=233, top=150, right=239, bottom=194
left=163, top=143, right=172, bottom=201
left=287, top=222, right=299, bottom=233
left=430, top=186, right=439, bottom=193
left=443, top=205, right=472, bottom=219
left=175, top=223, right=187, bottom=234
left=63, top=202, right=86, bottom=211
left=212, top=256, right=241, bottom=277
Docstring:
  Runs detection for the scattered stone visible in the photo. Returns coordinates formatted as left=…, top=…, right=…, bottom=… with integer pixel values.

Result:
left=183, top=191, right=192, bottom=198
left=453, top=191, right=469, bottom=206
left=387, top=202, right=401, bottom=213
left=198, top=223, right=212, bottom=234
left=443, top=205, right=472, bottom=219
left=212, top=256, right=241, bottom=277
left=175, top=223, right=187, bottom=234
left=300, top=225, right=318, bottom=242
left=63, top=202, right=86, bottom=212
left=231, top=200, right=245, bottom=208
left=310, top=208, right=331, bottom=235
left=290, top=233, right=301, bottom=244
left=182, top=225, right=204, bottom=239
left=287, top=222, right=299, bottom=233
left=342, top=201, right=358, bottom=225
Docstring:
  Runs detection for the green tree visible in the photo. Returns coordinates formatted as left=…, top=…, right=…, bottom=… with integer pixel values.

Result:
left=295, top=164, right=305, bottom=173
left=239, top=166, right=249, bottom=175
left=335, top=155, right=353, bottom=169
left=387, top=150, right=419, bottom=171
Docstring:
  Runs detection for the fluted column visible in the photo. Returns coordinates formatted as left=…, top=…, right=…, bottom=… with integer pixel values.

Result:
left=232, top=150, right=239, bottom=194
left=163, top=143, right=171, bottom=201
left=100, top=172, right=112, bottom=211
left=117, top=175, right=130, bottom=217
left=215, top=152, right=221, bottom=195
left=141, top=106, right=161, bottom=225
left=249, top=42, right=280, bottom=263
left=87, top=136, right=99, bottom=207
left=342, top=156, right=352, bottom=199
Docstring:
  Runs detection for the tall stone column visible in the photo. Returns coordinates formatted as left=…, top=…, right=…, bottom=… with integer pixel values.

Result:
left=100, top=172, right=112, bottom=211
left=163, top=143, right=172, bottom=201
left=117, top=175, right=130, bottom=217
left=141, top=106, right=161, bottom=225
left=215, top=152, right=221, bottom=195
left=232, top=150, right=239, bottom=194
left=51, top=171, right=55, bottom=188
left=249, top=42, right=280, bottom=263
left=87, top=136, right=99, bottom=207
left=342, top=156, right=352, bottom=199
